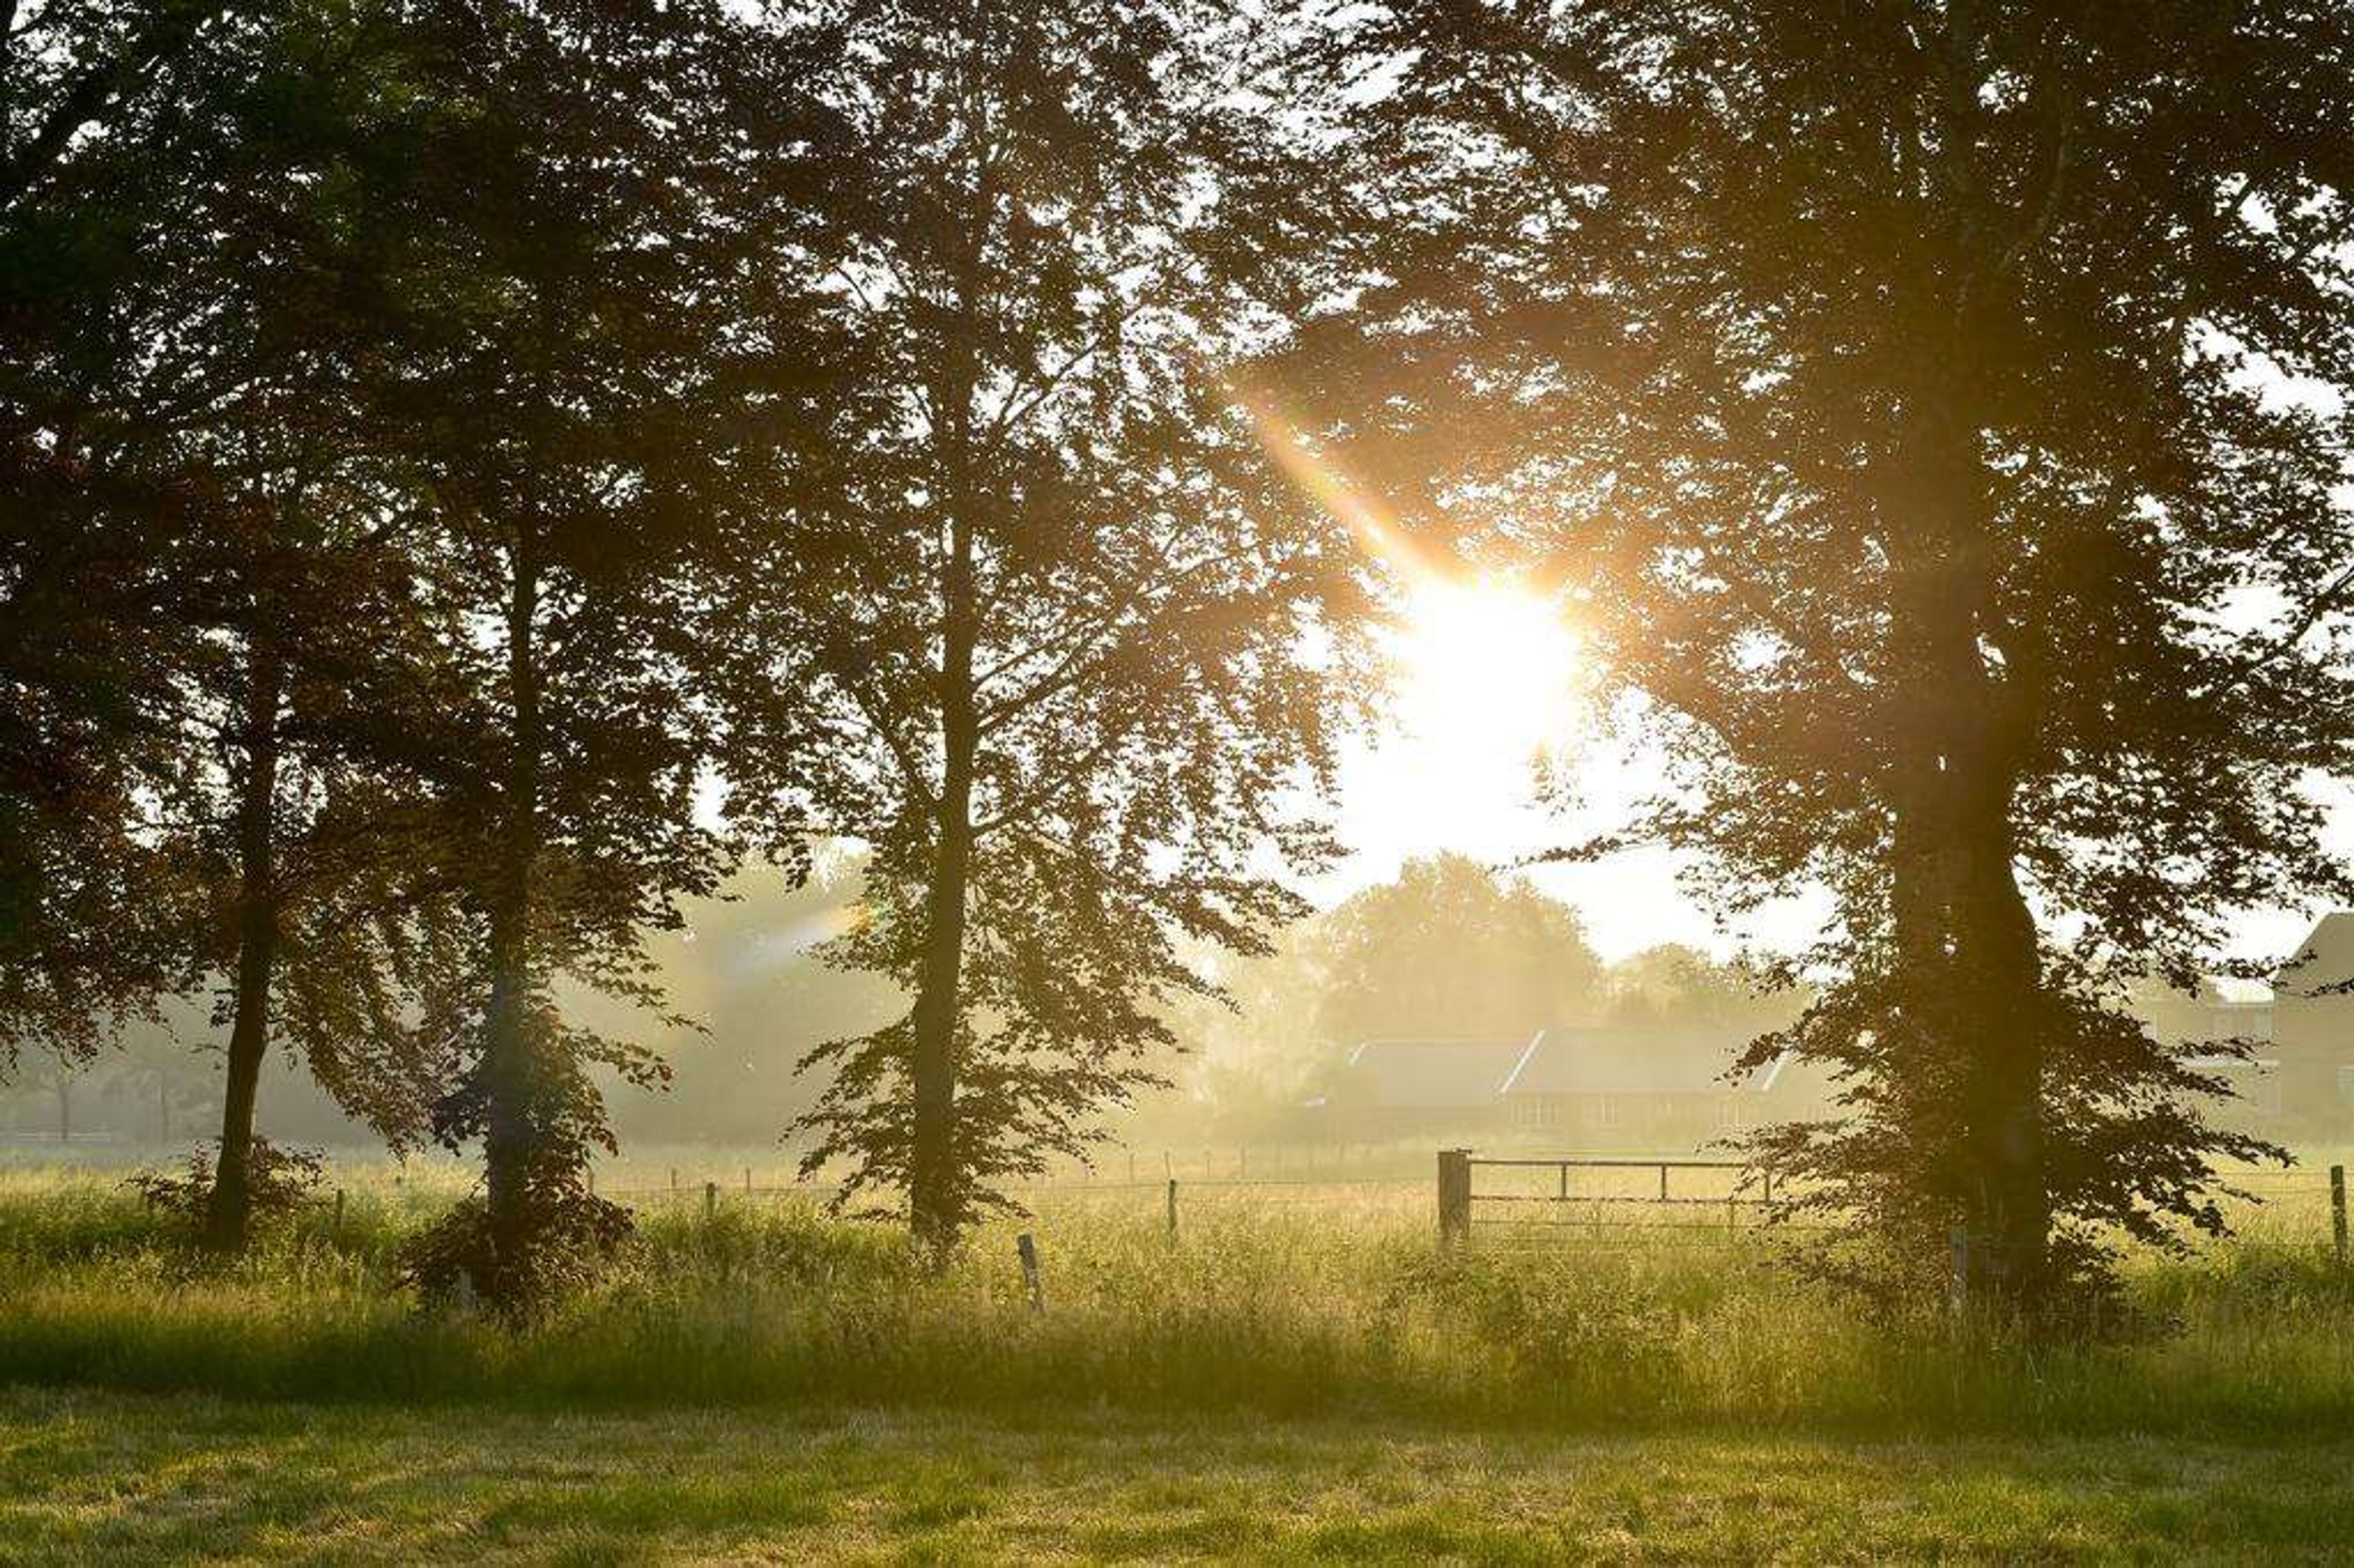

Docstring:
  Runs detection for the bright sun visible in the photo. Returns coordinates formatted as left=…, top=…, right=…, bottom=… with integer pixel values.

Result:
left=1392, top=577, right=1579, bottom=776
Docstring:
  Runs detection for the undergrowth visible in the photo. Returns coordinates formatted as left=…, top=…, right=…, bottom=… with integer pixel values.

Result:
left=0, top=1166, right=2347, bottom=1436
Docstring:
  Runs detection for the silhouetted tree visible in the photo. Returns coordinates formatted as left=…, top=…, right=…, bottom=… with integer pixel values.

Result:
left=0, top=0, right=244, bottom=1065
left=1292, top=1, right=2354, bottom=1316
left=6, top=0, right=490, bottom=1249
left=385, top=0, right=849, bottom=1309
left=737, top=0, right=1368, bottom=1254
left=178, top=9, right=491, bottom=1251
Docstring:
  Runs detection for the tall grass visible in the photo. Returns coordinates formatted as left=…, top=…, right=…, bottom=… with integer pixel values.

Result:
left=0, top=1163, right=2347, bottom=1435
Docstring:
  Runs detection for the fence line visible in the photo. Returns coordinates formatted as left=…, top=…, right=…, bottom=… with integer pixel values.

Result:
left=593, top=1173, right=1422, bottom=1202
left=1436, top=1149, right=2352, bottom=1258
left=319, top=1147, right=2346, bottom=1265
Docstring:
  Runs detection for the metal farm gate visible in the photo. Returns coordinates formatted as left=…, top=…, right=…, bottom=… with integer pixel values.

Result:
left=1436, top=1148, right=1775, bottom=1244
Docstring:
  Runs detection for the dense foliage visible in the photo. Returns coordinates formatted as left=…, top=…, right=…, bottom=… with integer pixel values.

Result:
left=734, top=1, right=1369, bottom=1252
left=1284, top=0, right=2354, bottom=1314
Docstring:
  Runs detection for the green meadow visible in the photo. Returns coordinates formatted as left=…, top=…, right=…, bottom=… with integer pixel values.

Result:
left=7, top=1390, right=2353, bottom=1564
left=0, top=1157, right=2349, bottom=1561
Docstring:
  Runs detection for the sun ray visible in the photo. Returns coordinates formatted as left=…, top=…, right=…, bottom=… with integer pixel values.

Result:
left=1223, top=379, right=1455, bottom=592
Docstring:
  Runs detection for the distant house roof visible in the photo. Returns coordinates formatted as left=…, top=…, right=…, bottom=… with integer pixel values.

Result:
left=1344, top=1037, right=1533, bottom=1109
left=2277, top=911, right=2354, bottom=999
left=1498, top=1027, right=1756, bottom=1099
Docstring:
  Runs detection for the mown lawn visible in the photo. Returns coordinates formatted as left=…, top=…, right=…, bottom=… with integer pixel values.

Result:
left=1, top=1386, right=2349, bottom=1564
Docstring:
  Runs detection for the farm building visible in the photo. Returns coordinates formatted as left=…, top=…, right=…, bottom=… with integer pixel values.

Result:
left=1495, top=1027, right=1797, bottom=1140
left=2160, top=988, right=2284, bottom=1118
left=2269, top=912, right=2354, bottom=1130
left=1326, top=1027, right=1826, bottom=1144
left=1330, top=1036, right=1534, bottom=1135
left=2125, top=911, right=2354, bottom=1134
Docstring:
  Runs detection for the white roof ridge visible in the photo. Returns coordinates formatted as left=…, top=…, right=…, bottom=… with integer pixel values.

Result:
left=1498, top=1027, right=1548, bottom=1095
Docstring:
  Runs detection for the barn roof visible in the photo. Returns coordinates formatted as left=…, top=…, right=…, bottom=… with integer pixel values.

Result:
left=2276, top=912, right=2354, bottom=998
left=1344, top=1036, right=1533, bottom=1109
left=1498, top=1026, right=1754, bottom=1098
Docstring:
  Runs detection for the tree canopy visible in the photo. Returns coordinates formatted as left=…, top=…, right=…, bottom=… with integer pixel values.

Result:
left=1314, top=853, right=1604, bottom=1046
left=733, top=0, right=1372, bottom=1250
left=1283, top=0, right=2354, bottom=1312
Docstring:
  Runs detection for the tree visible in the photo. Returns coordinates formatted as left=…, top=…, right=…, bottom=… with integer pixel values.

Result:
left=1312, top=853, right=1605, bottom=1046
left=177, top=6, right=493, bottom=1250
left=736, top=0, right=1368, bottom=1254
left=6, top=0, right=492, bottom=1249
left=1602, top=945, right=1808, bottom=1039
left=385, top=0, right=848, bottom=1309
left=0, top=0, right=243, bottom=1069
left=568, top=858, right=904, bottom=1149
left=1289, top=1, right=2354, bottom=1315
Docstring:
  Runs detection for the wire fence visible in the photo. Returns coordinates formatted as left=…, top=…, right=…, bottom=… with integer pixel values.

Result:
left=470, top=1147, right=2354, bottom=1264
left=1436, top=1149, right=2352, bottom=1261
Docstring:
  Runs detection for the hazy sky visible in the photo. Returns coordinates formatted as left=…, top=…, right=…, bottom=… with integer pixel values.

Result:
left=1324, top=576, right=2353, bottom=976
left=1322, top=581, right=1794, bottom=964
left=1300, top=332, right=2354, bottom=978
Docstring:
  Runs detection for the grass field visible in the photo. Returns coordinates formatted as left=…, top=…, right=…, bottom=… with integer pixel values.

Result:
left=7, top=1388, right=2354, bottom=1563
left=0, top=1154, right=2349, bottom=1561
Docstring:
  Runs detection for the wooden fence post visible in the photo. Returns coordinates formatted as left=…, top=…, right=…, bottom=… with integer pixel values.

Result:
left=2332, top=1165, right=2347, bottom=1266
left=704, top=1180, right=717, bottom=1220
left=1438, top=1148, right=1472, bottom=1246
left=1947, top=1224, right=1970, bottom=1317
left=1016, top=1231, right=1044, bottom=1314
left=332, top=1187, right=345, bottom=1241
left=1166, top=1178, right=1178, bottom=1239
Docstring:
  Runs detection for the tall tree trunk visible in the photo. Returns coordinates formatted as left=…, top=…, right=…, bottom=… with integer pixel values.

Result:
left=482, top=530, right=541, bottom=1293
left=905, top=94, right=995, bottom=1256
left=1952, top=788, right=2047, bottom=1307
left=204, top=638, right=282, bottom=1252
left=907, top=495, right=978, bottom=1258
left=1884, top=403, right=2050, bottom=1312
left=1867, top=7, right=2053, bottom=1315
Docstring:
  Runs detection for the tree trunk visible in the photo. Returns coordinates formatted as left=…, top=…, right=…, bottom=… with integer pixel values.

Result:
left=1953, top=801, right=2047, bottom=1308
left=1883, top=404, right=2051, bottom=1313
left=1889, top=749, right=2049, bottom=1309
left=482, top=530, right=542, bottom=1293
left=1864, top=9, right=2055, bottom=1315
left=907, top=500, right=978, bottom=1258
left=905, top=110, right=994, bottom=1257
left=204, top=639, right=282, bottom=1252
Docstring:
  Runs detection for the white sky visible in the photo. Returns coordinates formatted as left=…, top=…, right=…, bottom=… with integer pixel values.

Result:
left=1309, top=325, right=2354, bottom=980
left=1322, top=577, right=2354, bottom=979
left=1319, top=593, right=1815, bottom=965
